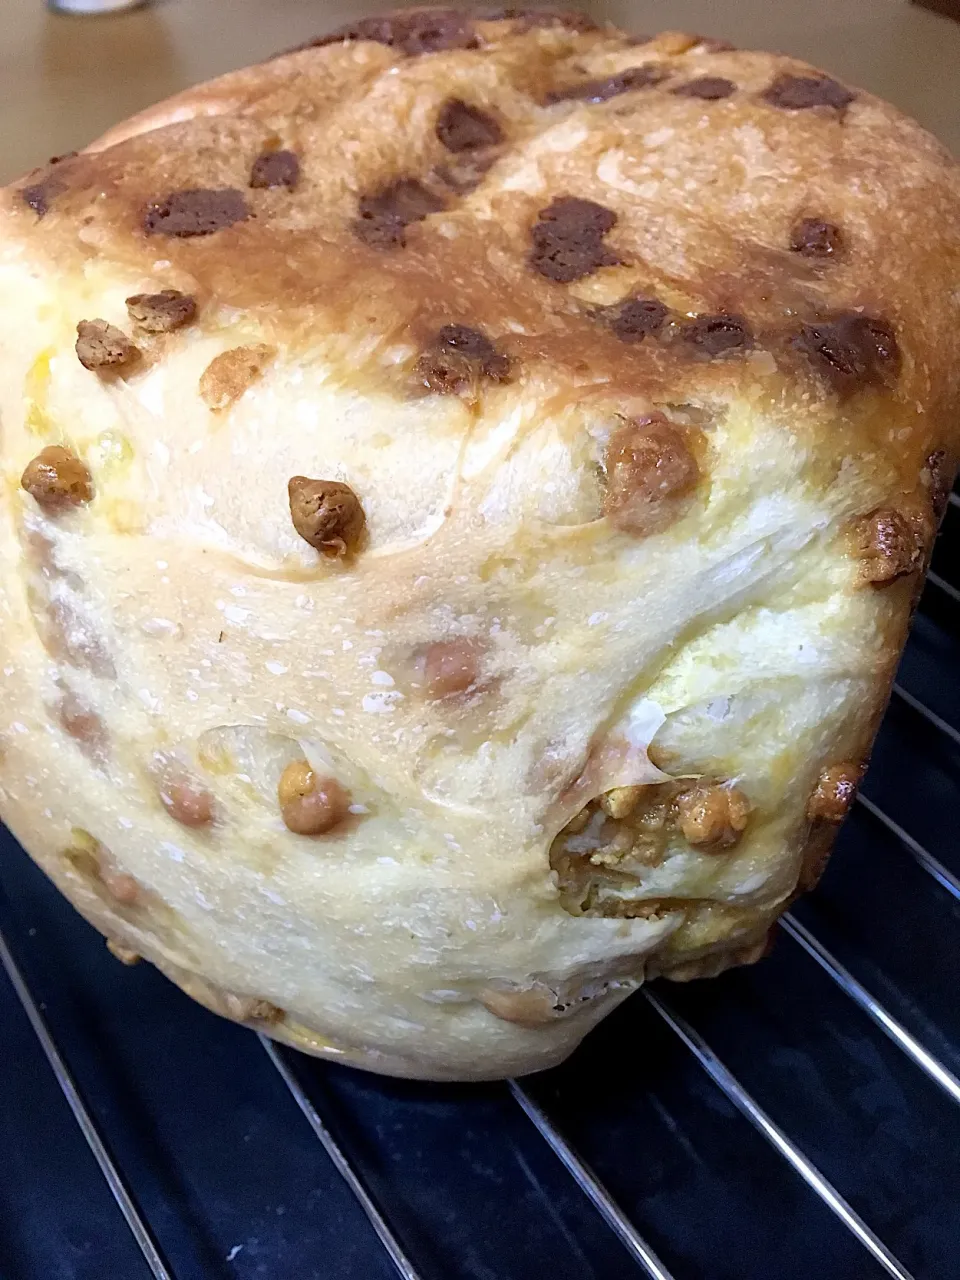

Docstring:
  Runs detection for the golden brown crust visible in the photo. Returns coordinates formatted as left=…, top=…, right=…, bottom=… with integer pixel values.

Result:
left=0, top=7, right=958, bottom=1081
left=6, top=16, right=958, bottom=500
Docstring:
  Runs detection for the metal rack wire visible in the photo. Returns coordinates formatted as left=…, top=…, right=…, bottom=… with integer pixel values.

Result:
left=2, top=497, right=958, bottom=1280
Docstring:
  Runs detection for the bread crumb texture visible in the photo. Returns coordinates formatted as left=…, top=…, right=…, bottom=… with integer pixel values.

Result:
left=0, top=6, right=958, bottom=1080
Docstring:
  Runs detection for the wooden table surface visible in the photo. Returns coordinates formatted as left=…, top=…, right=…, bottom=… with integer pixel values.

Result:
left=1, top=0, right=958, bottom=183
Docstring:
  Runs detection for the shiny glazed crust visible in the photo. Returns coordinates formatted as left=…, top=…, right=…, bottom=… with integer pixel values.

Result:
left=0, top=7, right=958, bottom=1080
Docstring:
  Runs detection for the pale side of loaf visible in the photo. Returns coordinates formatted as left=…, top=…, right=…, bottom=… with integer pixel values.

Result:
left=0, top=8, right=957, bottom=1080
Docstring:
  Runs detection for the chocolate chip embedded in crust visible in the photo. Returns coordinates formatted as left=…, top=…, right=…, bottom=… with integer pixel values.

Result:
left=790, top=218, right=842, bottom=257
left=854, top=508, right=924, bottom=585
left=21, top=174, right=66, bottom=218
left=75, top=319, right=140, bottom=371
left=762, top=73, right=855, bottom=110
left=794, top=313, right=899, bottom=391
left=143, top=188, right=250, bottom=237
left=672, top=76, right=736, bottom=100
left=434, top=152, right=498, bottom=195
left=288, top=476, right=365, bottom=557
left=806, top=762, right=863, bottom=822
left=295, top=10, right=478, bottom=56
left=436, top=99, right=504, bottom=152
left=414, top=324, right=511, bottom=394
left=683, top=313, right=752, bottom=355
left=250, top=149, right=301, bottom=190
left=354, top=178, right=446, bottom=249
left=545, top=65, right=667, bottom=105
left=478, top=7, right=599, bottom=32
left=21, top=446, right=94, bottom=512
left=603, top=416, right=700, bottom=537
left=530, top=196, right=620, bottom=283
left=608, top=296, right=669, bottom=343
left=125, top=289, right=197, bottom=333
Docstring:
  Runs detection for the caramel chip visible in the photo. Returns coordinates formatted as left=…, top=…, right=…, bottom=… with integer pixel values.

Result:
left=676, top=783, right=750, bottom=849
left=160, top=779, right=216, bottom=828
left=288, top=476, right=365, bottom=556
left=806, top=763, right=863, bottom=822
left=144, top=187, right=250, bottom=237
left=603, top=416, right=699, bottom=537
left=855, top=508, right=924, bottom=585
left=126, top=288, right=197, bottom=332
left=278, top=760, right=350, bottom=835
left=250, top=149, right=301, bottom=190
left=76, top=319, right=140, bottom=371
left=22, top=446, right=93, bottom=512
left=199, top=343, right=274, bottom=410
left=418, top=638, right=484, bottom=698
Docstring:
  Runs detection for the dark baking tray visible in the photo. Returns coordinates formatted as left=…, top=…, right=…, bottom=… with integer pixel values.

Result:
left=2, top=494, right=959, bottom=1280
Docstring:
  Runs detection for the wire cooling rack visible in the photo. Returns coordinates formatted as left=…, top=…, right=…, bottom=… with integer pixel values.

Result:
left=1, top=491, right=959, bottom=1280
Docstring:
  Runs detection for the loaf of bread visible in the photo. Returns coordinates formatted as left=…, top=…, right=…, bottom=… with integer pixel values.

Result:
left=1, top=7, right=958, bottom=1080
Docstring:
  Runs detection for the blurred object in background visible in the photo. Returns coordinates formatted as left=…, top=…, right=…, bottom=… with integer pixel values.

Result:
left=912, top=0, right=960, bottom=19
left=49, top=0, right=146, bottom=12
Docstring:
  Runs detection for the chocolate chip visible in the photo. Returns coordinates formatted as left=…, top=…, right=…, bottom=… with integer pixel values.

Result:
left=790, top=218, right=842, bottom=257
left=288, top=477, right=365, bottom=556
left=794, top=313, right=899, bottom=391
left=608, top=296, right=669, bottom=343
left=762, top=73, right=855, bottom=110
left=143, top=188, right=250, bottom=237
left=436, top=99, right=503, bottom=152
left=434, top=152, right=498, bottom=194
left=354, top=178, right=446, bottom=249
left=545, top=65, right=667, bottom=104
left=75, top=319, right=140, bottom=371
left=623, top=34, right=653, bottom=46
left=683, top=313, right=752, bottom=355
left=21, top=446, right=94, bottom=512
left=530, top=196, right=620, bottom=283
left=125, top=289, right=197, bottom=333
left=672, top=76, right=736, bottom=100
left=293, top=10, right=477, bottom=56
left=250, top=149, right=300, bottom=190
left=478, top=7, right=598, bottom=32
left=21, top=175, right=66, bottom=218
left=415, top=324, right=511, bottom=394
